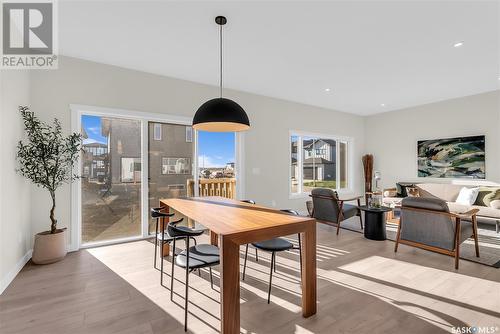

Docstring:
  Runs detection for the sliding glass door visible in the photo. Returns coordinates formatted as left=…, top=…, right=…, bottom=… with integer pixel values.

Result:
left=147, top=122, right=194, bottom=234
left=81, top=115, right=142, bottom=244
left=74, top=106, right=241, bottom=248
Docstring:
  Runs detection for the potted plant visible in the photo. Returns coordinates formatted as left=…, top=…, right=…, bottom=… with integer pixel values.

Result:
left=16, top=106, right=82, bottom=264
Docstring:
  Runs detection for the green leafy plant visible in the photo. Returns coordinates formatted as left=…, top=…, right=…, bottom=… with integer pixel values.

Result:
left=16, top=106, right=82, bottom=234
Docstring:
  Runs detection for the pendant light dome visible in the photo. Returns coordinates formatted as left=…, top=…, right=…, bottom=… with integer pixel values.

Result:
left=192, top=16, right=250, bottom=132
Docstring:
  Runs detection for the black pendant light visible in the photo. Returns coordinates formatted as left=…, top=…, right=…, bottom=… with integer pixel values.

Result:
left=192, top=16, right=250, bottom=132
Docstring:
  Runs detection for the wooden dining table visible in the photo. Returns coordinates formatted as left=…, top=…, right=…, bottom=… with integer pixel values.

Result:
left=159, top=196, right=317, bottom=333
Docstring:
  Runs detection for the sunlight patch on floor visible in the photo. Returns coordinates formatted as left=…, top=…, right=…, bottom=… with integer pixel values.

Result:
left=87, top=239, right=306, bottom=332
left=321, top=255, right=500, bottom=331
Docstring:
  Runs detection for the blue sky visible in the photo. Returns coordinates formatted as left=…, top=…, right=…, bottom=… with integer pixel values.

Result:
left=198, top=131, right=235, bottom=168
left=82, top=115, right=107, bottom=144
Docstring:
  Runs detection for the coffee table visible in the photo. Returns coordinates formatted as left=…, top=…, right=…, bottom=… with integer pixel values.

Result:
left=358, top=205, right=393, bottom=240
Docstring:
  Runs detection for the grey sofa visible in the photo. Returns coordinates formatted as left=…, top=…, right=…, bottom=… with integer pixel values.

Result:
left=395, top=197, right=479, bottom=269
left=384, top=182, right=500, bottom=233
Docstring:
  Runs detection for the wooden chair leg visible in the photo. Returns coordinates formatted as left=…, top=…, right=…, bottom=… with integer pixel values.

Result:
left=454, top=218, right=461, bottom=270
left=357, top=198, right=364, bottom=229
left=472, top=215, right=480, bottom=257
left=394, top=220, right=402, bottom=253
left=336, top=220, right=341, bottom=235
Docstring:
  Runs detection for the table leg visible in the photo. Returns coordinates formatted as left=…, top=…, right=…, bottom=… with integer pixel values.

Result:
left=301, top=223, right=317, bottom=317
left=220, top=235, right=240, bottom=333
left=210, top=231, right=218, bottom=246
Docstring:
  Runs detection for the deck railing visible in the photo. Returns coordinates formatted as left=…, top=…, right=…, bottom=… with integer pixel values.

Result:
left=187, top=178, right=236, bottom=199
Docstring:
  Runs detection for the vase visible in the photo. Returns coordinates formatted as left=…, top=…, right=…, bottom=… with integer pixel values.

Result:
left=32, top=228, right=67, bottom=264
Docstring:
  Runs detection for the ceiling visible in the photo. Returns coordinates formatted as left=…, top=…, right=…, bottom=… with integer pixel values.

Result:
left=59, top=1, right=500, bottom=115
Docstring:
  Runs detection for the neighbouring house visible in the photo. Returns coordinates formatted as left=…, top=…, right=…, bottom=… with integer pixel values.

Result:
left=291, top=139, right=337, bottom=182
left=148, top=122, right=193, bottom=201
left=82, top=142, right=108, bottom=182
left=101, top=117, right=142, bottom=184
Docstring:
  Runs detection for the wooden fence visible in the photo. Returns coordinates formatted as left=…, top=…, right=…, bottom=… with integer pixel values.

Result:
left=187, top=178, right=236, bottom=199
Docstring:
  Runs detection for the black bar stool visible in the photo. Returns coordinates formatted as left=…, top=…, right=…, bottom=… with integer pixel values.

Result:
left=167, top=218, right=220, bottom=332
left=242, top=208, right=303, bottom=304
left=151, top=207, right=174, bottom=271
left=151, top=207, right=198, bottom=289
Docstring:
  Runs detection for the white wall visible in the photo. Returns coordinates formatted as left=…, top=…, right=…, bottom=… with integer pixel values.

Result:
left=364, top=91, right=500, bottom=189
left=30, top=56, right=365, bottom=248
left=0, top=70, right=32, bottom=293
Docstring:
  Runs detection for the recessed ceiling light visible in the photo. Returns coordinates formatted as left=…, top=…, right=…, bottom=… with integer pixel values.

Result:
left=380, top=103, right=386, bottom=107
left=453, top=41, right=464, bottom=48
left=324, top=88, right=331, bottom=92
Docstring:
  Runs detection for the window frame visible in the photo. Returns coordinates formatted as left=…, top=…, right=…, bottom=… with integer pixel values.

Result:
left=288, top=130, right=353, bottom=199
left=153, top=123, right=162, bottom=141
left=161, top=157, right=191, bottom=175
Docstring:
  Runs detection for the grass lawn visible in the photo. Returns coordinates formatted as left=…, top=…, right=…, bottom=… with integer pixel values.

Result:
left=303, top=180, right=337, bottom=188
left=303, top=180, right=348, bottom=189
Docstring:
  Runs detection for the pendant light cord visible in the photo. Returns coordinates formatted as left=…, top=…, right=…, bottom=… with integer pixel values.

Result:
left=219, top=23, right=223, bottom=98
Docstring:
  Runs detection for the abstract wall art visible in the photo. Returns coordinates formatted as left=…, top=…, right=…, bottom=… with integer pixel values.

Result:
left=417, top=135, right=485, bottom=179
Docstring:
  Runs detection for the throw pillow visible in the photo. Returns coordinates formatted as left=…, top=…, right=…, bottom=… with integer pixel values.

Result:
left=490, top=200, right=500, bottom=210
left=456, top=187, right=480, bottom=206
left=396, top=183, right=414, bottom=197
left=484, top=188, right=500, bottom=207
left=474, top=187, right=500, bottom=206
left=406, top=187, right=419, bottom=197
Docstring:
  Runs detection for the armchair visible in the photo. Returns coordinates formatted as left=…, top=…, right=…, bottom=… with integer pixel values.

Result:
left=394, top=197, right=479, bottom=269
left=309, top=188, right=363, bottom=235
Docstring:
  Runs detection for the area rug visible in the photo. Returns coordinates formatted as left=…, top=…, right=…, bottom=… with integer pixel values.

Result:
left=340, top=218, right=500, bottom=268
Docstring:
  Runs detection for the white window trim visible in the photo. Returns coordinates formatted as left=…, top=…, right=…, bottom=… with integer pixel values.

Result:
left=70, top=104, right=245, bottom=251
left=288, top=130, right=354, bottom=199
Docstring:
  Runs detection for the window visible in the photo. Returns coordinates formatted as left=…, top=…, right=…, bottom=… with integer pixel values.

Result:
left=153, top=123, right=162, bottom=141
left=290, top=132, right=350, bottom=195
left=162, top=157, right=191, bottom=175
left=121, top=157, right=141, bottom=182
left=185, top=126, right=193, bottom=142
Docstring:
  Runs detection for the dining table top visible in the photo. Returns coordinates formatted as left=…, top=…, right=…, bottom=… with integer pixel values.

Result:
left=159, top=196, right=314, bottom=237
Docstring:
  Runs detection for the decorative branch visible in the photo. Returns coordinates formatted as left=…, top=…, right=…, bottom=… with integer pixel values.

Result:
left=16, top=106, right=82, bottom=233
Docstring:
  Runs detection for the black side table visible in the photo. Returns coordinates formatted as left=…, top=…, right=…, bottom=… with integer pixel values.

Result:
left=357, top=206, right=393, bottom=240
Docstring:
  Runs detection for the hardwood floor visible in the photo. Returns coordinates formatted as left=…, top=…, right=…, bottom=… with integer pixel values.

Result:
left=1, top=221, right=499, bottom=333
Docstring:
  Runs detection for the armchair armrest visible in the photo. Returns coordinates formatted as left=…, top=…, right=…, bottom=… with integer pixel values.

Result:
left=338, top=195, right=363, bottom=203
left=455, top=208, right=480, bottom=219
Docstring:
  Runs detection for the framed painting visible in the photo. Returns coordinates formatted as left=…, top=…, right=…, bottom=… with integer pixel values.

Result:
left=417, top=135, right=485, bottom=179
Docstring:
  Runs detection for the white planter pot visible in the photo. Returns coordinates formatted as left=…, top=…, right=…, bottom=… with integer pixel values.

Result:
left=32, top=228, right=67, bottom=264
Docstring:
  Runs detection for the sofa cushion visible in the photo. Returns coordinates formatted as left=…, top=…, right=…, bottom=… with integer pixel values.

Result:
left=490, top=200, right=500, bottom=210
left=473, top=205, right=500, bottom=219
left=447, top=202, right=500, bottom=220
left=474, top=187, right=500, bottom=207
left=384, top=189, right=398, bottom=197
left=416, top=183, right=464, bottom=202
left=383, top=197, right=402, bottom=206
left=446, top=202, right=471, bottom=214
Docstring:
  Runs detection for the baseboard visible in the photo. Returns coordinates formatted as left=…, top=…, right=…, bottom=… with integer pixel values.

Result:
left=0, top=249, right=32, bottom=295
